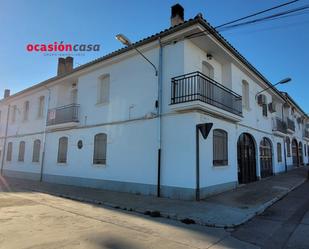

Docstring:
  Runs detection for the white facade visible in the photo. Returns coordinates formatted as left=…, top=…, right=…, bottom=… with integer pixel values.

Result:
left=0, top=14, right=308, bottom=200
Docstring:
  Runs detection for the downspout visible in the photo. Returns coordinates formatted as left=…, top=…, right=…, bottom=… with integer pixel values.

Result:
left=0, top=104, right=10, bottom=175
left=39, top=88, right=51, bottom=182
left=157, top=37, right=163, bottom=197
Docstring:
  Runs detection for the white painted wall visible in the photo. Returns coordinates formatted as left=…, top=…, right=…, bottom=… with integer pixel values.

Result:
left=0, top=29, right=308, bottom=199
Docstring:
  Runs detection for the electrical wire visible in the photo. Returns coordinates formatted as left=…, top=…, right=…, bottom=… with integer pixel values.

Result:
left=185, top=0, right=301, bottom=39
left=186, top=4, right=309, bottom=39
left=215, top=0, right=300, bottom=29
left=218, top=4, right=309, bottom=31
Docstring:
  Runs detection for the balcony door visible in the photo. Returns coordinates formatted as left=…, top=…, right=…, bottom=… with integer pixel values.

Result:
left=260, top=137, right=273, bottom=178
left=202, top=61, right=214, bottom=105
left=237, top=133, right=257, bottom=184
left=292, top=139, right=299, bottom=166
left=71, top=88, right=78, bottom=104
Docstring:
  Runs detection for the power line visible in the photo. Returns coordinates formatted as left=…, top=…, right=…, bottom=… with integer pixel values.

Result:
left=215, top=0, right=300, bottom=29
left=220, top=19, right=309, bottom=36
left=185, top=0, right=304, bottom=39
left=218, top=4, right=309, bottom=31
left=186, top=4, right=309, bottom=39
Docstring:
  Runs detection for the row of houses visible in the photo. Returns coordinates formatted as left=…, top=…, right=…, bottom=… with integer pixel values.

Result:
left=0, top=4, right=308, bottom=200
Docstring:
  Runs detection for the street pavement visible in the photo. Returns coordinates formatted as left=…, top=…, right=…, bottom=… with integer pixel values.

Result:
left=0, top=168, right=308, bottom=248
left=0, top=190, right=258, bottom=249
left=1, top=167, right=307, bottom=228
left=232, top=181, right=309, bottom=249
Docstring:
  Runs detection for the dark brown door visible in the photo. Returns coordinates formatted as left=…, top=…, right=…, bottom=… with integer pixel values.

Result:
left=292, top=139, right=299, bottom=166
left=238, top=133, right=257, bottom=184
left=260, top=137, right=273, bottom=178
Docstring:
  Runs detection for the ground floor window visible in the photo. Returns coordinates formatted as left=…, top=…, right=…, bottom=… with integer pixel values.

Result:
left=32, top=139, right=41, bottom=162
left=213, top=129, right=228, bottom=166
left=57, top=137, right=68, bottom=163
left=277, top=142, right=282, bottom=162
left=6, top=142, right=12, bottom=161
left=286, top=137, right=291, bottom=157
left=93, top=133, right=107, bottom=165
left=18, top=141, right=25, bottom=162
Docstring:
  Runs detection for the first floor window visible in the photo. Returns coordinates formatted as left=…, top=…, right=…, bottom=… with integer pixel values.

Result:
left=57, top=137, right=68, bottom=163
left=18, top=141, right=25, bottom=162
left=23, top=101, right=29, bottom=121
left=213, top=129, right=228, bottom=166
left=38, top=96, right=45, bottom=118
left=277, top=142, right=282, bottom=162
left=6, top=142, right=12, bottom=161
left=93, top=133, right=107, bottom=164
left=32, top=139, right=41, bottom=162
left=97, top=74, right=110, bottom=104
left=262, top=104, right=268, bottom=117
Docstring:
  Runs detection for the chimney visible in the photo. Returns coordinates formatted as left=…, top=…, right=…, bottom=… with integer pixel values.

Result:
left=4, top=89, right=10, bottom=99
left=57, top=57, right=66, bottom=76
left=65, top=56, right=73, bottom=73
left=171, top=4, right=184, bottom=27
left=57, top=56, right=74, bottom=76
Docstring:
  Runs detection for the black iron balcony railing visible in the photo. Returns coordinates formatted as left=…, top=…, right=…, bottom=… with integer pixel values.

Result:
left=273, top=117, right=287, bottom=134
left=287, top=118, right=295, bottom=131
left=47, top=104, right=80, bottom=126
left=171, top=72, right=242, bottom=116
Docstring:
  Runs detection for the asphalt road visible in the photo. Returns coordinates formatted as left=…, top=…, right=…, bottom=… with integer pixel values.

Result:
left=232, top=181, right=309, bottom=249
left=0, top=189, right=257, bottom=249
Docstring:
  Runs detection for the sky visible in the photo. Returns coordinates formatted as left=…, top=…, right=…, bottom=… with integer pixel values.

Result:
left=0, top=0, right=308, bottom=112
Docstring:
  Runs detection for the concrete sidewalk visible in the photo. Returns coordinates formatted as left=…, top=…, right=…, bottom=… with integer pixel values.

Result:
left=0, top=167, right=307, bottom=228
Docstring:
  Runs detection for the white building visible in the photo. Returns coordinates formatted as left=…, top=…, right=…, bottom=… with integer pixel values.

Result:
left=0, top=4, right=308, bottom=200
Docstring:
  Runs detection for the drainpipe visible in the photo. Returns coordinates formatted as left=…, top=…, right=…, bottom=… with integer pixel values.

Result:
left=39, top=88, right=51, bottom=182
left=157, top=37, right=163, bottom=197
left=0, top=104, right=10, bottom=175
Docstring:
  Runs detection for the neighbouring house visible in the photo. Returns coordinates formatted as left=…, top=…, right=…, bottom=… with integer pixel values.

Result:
left=0, top=4, right=308, bottom=200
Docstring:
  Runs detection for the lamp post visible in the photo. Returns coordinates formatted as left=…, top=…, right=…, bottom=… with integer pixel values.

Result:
left=255, top=77, right=291, bottom=99
left=115, top=34, right=158, bottom=76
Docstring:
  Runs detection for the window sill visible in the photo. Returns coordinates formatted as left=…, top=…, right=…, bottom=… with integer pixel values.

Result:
left=57, top=162, right=67, bottom=166
left=92, top=163, right=107, bottom=168
left=212, top=164, right=229, bottom=168
left=95, top=102, right=109, bottom=107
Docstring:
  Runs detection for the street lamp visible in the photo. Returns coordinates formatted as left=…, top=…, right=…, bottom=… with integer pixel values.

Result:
left=255, top=77, right=291, bottom=99
left=115, top=34, right=158, bottom=76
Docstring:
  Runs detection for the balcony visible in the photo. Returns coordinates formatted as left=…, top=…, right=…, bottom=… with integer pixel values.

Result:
left=170, top=72, right=242, bottom=122
left=286, top=118, right=295, bottom=133
left=303, top=130, right=309, bottom=141
left=47, top=104, right=80, bottom=129
left=272, top=117, right=287, bottom=136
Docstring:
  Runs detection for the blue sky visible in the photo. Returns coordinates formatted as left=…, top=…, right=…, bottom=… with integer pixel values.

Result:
left=0, top=0, right=308, bottom=112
